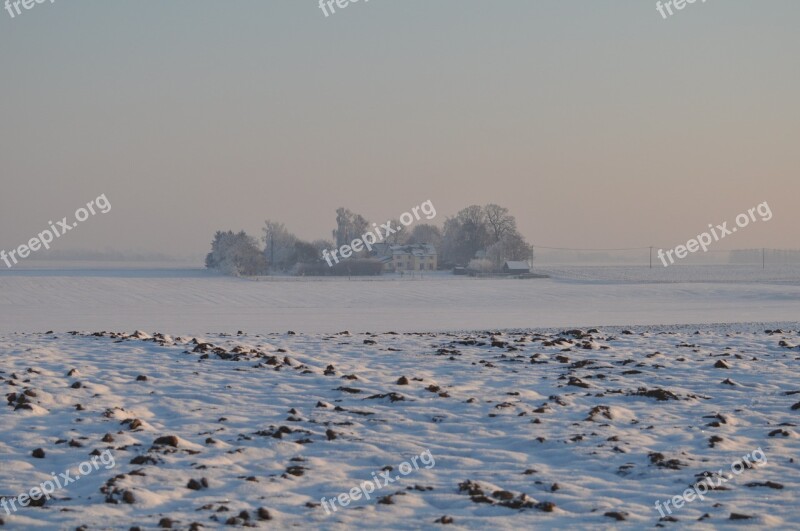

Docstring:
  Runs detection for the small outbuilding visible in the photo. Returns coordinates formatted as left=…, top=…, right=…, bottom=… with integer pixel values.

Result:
left=502, top=261, right=531, bottom=274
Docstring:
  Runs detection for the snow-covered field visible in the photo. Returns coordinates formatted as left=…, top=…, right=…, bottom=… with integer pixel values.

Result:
left=1, top=326, right=798, bottom=529
left=1, top=265, right=798, bottom=529
left=1, top=264, right=800, bottom=334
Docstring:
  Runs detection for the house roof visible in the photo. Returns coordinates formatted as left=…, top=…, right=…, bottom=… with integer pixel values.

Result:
left=370, top=243, right=392, bottom=256
left=389, top=244, right=437, bottom=257
left=504, top=260, right=530, bottom=270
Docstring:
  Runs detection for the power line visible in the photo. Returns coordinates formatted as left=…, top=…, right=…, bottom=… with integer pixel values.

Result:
left=532, top=245, right=652, bottom=252
left=533, top=245, right=799, bottom=254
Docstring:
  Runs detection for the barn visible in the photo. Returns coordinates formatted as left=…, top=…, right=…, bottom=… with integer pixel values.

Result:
left=502, top=261, right=531, bottom=274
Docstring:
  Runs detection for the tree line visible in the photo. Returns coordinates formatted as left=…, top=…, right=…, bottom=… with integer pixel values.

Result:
left=205, top=204, right=532, bottom=276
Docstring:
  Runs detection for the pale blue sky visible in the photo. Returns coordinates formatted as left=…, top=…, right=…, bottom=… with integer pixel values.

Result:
left=1, top=1, right=798, bottom=257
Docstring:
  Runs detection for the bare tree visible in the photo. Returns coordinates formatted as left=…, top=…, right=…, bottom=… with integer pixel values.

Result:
left=293, top=240, right=319, bottom=264
left=441, top=205, right=490, bottom=266
left=382, top=219, right=406, bottom=245
left=485, top=232, right=533, bottom=269
left=406, top=224, right=442, bottom=248
left=312, top=239, right=334, bottom=253
left=484, top=204, right=517, bottom=243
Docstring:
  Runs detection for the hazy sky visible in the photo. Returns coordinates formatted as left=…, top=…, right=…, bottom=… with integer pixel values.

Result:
left=1, top=1, right=798, bottom=259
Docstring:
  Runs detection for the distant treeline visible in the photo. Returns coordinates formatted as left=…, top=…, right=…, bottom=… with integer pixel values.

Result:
left=19, top=248, right=182, bottom=262
left=205, top=204, right=532, bottom=276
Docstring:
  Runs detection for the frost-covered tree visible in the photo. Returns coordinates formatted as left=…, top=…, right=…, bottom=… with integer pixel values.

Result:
left=206, top=231, right=267, bottom=276
left=333, top=208, right=370, bottom=247
left=485, top=232, right=533, bottom=269
left=263, top=220, right=298, bottom=271
left=467, top=258, right=494, bottom=273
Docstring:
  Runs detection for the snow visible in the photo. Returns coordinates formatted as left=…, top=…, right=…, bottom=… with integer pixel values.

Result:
left=0, top=264, right=798, bottom=528
left=1, top=264, right=800, bottom=334
left=0, top=326, right=798, bottom=528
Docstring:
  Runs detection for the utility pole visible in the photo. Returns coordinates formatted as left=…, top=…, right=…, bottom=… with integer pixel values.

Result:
left=649, top=247, right=653, bottom=269
left=763, top=247, right=765, bottom=270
